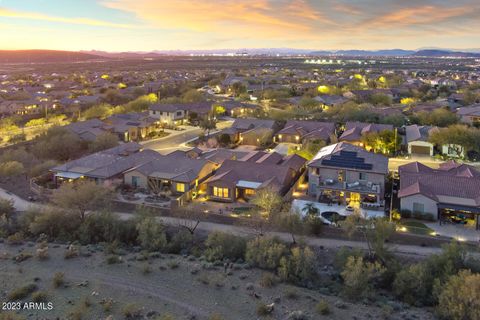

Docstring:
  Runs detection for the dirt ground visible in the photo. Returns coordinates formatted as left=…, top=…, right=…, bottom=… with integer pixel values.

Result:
left=0, top=242, right=435, bottom=320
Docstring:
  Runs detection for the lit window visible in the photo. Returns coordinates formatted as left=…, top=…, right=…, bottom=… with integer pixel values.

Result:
left=213, top=186, right=229, bottom=198
left=176, top=183, right=185, bottom=192
left=245, top=189, right=256, bottom=196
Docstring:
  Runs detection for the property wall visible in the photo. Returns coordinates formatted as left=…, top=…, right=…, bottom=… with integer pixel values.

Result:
left=400, top=194, right=438, bottom=218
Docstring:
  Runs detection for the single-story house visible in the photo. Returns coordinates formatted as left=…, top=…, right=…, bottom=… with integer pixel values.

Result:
left=274, top=120, right=336, bottom=144
left=64, top=119, right=110, bottom=141
left=104, top=112, right=158, bottom=142
left=398, top=161, right=480, bottom=229
left=457, top=104, right=480, bottom=126
left=205, top=151, right=306, bottom=202
left=123, top=153, right=218, bottom=197
left=339, top=122, right=393, bottom=146
left=51, top=143, right=160, bottom=185
left=218, top=118, right=278, bottom=146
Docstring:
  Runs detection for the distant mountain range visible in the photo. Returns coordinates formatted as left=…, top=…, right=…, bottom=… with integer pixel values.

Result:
left=1, top=48, right=480, bottom=63
left=0, top=50, right=105, bottom=63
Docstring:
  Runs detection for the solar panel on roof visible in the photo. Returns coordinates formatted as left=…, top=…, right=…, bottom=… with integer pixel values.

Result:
left=321, top=151, right=373, bottom=170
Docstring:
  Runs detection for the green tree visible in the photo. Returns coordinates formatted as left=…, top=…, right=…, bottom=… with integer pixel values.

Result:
left=199, top=117, right=216, bottom=137
left=250, top=187, right=283, bottom=217
left=245, top=237, right=288, bottom=269
left=89, top=132, right=119, bottom=152
left=182, top=89, right=205, bottom=103
left=51, top=181, right=112, bottom=221
left=82, top=103, right=113, bottom=120
left=0, top=161, right=25, bottom=177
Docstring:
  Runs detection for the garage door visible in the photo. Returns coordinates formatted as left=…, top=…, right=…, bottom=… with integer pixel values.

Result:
left=411, top=145, right=430, bottom=155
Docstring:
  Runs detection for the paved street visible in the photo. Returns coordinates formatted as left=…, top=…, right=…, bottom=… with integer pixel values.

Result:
left=141, top=120, right=233, bottom=154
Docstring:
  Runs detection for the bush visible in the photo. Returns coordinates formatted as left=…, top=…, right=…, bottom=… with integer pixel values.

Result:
left=437, top=270, right=480, bottom=320
left=122, top=303, right=142, bottom=319
left=52, top=272, right=65, bottom=288
left=259, top=273, right=277, bottom=288
left=204, top=232, right=246, bottom=262
left=393, top=242, right=468, bottom=306
left=64, top=245, right=79, bottom=259
left=168, top=229, right=193, bottom=254
left=278, top=246, right=317, bottom=285
left=316, top=299, right=331, bottom=315
left=341, top=256, right=385, bottom=301
left=7, top=283, right=37, bottom=301
left=6, top=232, right=25, bottom=245
left=256, top=303, right=271, bottom=316
left=284, top=288, right=298, bottom=300
left=245, top=237, right=287, bottom=270
left=106, top=255, right=122, bottom=264
left=333, top=247, right=364, bottom=270
left=31, top=291, right=48, bottom=302
left=136, top=216, right=167, bottom=252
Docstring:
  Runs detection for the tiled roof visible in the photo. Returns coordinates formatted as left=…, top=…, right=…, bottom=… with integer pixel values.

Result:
left=398, top=161, right=480, bottom=206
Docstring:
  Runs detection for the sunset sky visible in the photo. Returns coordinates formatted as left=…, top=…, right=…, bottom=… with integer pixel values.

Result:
left=1, top=0, right=479, bottom=51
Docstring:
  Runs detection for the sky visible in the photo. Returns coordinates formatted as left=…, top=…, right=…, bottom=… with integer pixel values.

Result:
left=0, top=0, right=479, bottom=52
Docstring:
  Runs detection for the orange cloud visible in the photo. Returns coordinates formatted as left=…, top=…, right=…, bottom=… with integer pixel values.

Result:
left=0, top=7, right=137, bottom=29
left=366, top=5, right=472, bottom=27
left=102, top=0, right=331, bottom=38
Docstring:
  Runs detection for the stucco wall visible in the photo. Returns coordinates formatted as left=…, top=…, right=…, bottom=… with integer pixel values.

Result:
left=400, top=194, right=438, bottom=219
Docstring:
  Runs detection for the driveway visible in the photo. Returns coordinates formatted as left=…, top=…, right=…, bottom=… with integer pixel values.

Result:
left=141, top=121, right=233, bottom=154
left=0, top=187, right=45, bottom=211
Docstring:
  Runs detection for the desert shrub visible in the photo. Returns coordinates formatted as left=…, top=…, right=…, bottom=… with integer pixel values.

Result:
left=106, top=255, right=122, bottom=264
left=341, top=256, right=385, bottom=301
left=52, top=272, right=65, bottom=288
left=393, top=263, right=430, bottom=306
left=204, top=232, right=246, bottom=262
left=278, top=246, right=317, bottom=285
left=31, top=291, right=48, bottom=302
left=333, top=247, right=364, bottom=270
left=29, top=209, right=81, bottom=241
left=256, top=303, right=271, bottom=316
left=437, top=270, right=480, bottom=320
left=316, top=299, right=331, bottom=315
left=168, top=229, right=193, bottom=254
left=78, top=211, right=137, bottom=245
left=136, top=216, right=167, bottom=252
left=245, top=237, right=288, bottom=269
left=142, top=264, right=152, bottom=275
left=0, top=312, right=26, bottom=320
left=7, top=283, right=37, bottom=300
left=208, top=314, right=224, bottom=320
left=393, top=242, right=468, bottom=306
left=36, top=242, right=49, bottom=260
left=167, top=261, right=179, bottom=269
left=64, top=244, right=79, bottom=259
left=6, top=232, right=25, bottom=245
left=122, top=303, right=142, bottom=319
left=259, top=272, right=277, bottom=288
left=284, top=288, right=298, bottom=299
left=158, top=314, right=175, bottom=320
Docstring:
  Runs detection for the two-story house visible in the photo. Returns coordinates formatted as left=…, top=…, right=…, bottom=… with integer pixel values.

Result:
left=307, top=142, right=389, bottom=207
left=149, top=104, right=187, bottom=126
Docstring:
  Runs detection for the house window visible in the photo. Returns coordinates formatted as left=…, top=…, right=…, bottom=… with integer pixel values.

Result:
left=176, top=111, right=182, bottom=116
left=338, top=170, right=344, bottom=182
left=152, top=111, right=156, bottom=115
left=213, top=186, right=229, bottom=198
left=413, top=202, right=424, bottom=213
left=359, top=172, right=367, bottom=180
left=245, top=189, right=256, bottom=196
left=176, top=183, right=186, bottom=193
left=131, top=176, right=139, bottom=187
